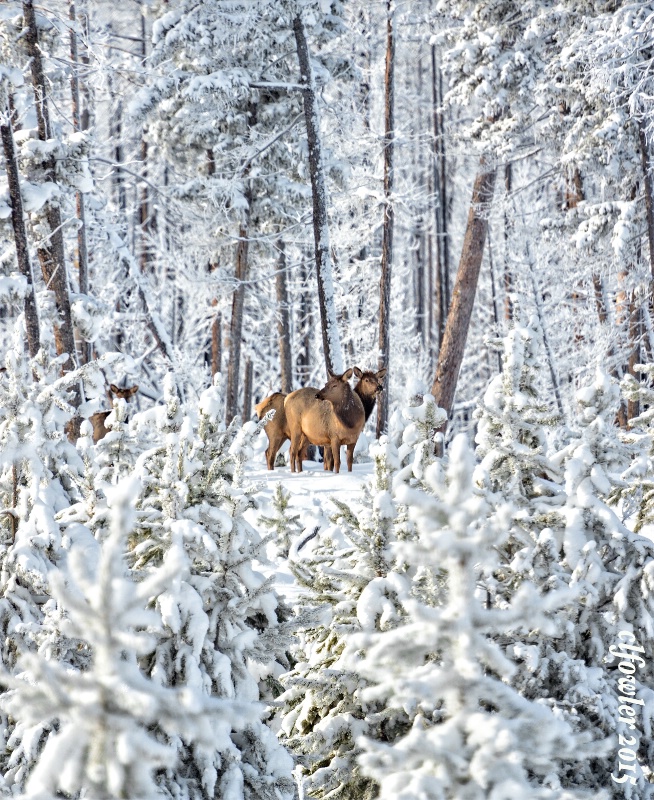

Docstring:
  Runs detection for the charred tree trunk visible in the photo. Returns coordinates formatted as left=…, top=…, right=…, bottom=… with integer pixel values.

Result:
left=69, top=0, right=91, bottom=364
left=376, top=0, right=395, bottom=438
left=430, top=158, right=497, bottom=428
left=293, top=14, right=343, bottom=377
left=1, top=96, right=41, bottom=358
left=276, top=240, right=293, bottom=394
left=23, top=0, right=80, bottom=426
left=242, top=357, right=253, bottom=424
left=225, top=221, right=250, bottom=424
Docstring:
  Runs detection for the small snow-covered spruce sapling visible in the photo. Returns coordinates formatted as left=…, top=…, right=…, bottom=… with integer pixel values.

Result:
left=128, top=378, right=295, bottom=800
left=349, top=435, right=606, bottom=800
left=258, top=483, right=302, bottom=558
left=0, top=479, right=256, bottom=800
left=277, top=439, right=412, bottom=800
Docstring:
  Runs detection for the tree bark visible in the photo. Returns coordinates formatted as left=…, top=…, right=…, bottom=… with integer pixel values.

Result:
left=225, top=221, right=250, bottom=424
left=69, top=0, right=91, bottom=365
left=211, top=307, right=222, bottom=378
left=293, top=14, right=343, bottom=377
left=503, top=163, right=514, bottom=322
left=376, top=0, right=395, bottom=438
left=430, top=158, right=497, bottom=422
left=296, top=255, right=312, bottom=385
left=23, top=0, right=80, bottom=422
left=242, top=357, right=253, bottom=424
left=431, top=45, right=449, bottom=349
left=639, top=120, right=654, bottom=286
left=275, top=241, right=293, bottom=393
left=1, top=97, right=41, bottom=358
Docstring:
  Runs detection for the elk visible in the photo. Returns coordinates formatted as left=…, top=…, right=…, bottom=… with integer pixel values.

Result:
left=256, top=392, right=312, bottom=470
left=323, top=367, right=386, bottom=470
left=90, top=383, right=139, bottom=443
left=284, top=368, right=365, bottom=474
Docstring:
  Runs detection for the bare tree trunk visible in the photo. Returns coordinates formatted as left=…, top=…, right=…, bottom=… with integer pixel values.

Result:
left=1, top=96, right=41, bottom=358
left=225, top=221, right=250, bottom=424
left=503, top=163, right=514, bottom=323
left=639, top=120, right=654, bottom=286
left=293, top=14, right=343, bottom=377
left=211, top=307, right=222, bottom=378
left=276, top=240, right=293, bottom=393
left=23, top=0, right=80, bottom=426
left=296, top=255, right=312, bottom=385
left=242, top=357, right=253, bottom=424
left=69, top=0, right=91, bottom=365
left=430, top=158, right=497, bottom=426
left=376, top=0, right=395, bottom=438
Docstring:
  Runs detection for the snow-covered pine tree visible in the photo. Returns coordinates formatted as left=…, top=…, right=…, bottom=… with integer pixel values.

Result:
left=351, top=434, right=605, bottom=800
left=1, top=477, right=256, bottom=800
left=277, top=438, right=412, bottom=800
left=258, top=483, right=302, bottom=559
left=0, top=340, right=106, bottom=791
left=127, top=375, right=295, bottom=800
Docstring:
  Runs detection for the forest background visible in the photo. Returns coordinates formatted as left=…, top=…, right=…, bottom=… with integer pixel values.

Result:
left=2, top=0, right=654, bottom=798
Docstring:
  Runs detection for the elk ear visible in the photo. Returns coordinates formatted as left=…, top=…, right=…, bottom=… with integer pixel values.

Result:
left=343, top=367, right=354, bottom=381
left=127, top=385, right=139, bottom=396
left=376, top=368, right=387, bottom=380
left=109, top=383, right=120, bottom=394
left=353, top=366, right=363, bottom=378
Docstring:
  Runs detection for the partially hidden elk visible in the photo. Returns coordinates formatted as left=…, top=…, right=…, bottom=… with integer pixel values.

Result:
left=90, top=383, right=139, bottom=443
left=323, top=367, right=386, bottom=471
left=255, top=392, right=293, bottom=470
left=255, top=392, right=312, bottom=470
left=284, top=367, right=366, bottom=474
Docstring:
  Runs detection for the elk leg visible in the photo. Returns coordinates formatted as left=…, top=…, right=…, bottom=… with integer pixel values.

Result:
left=325, top=446, right=334, bottom=471
left=290, top=432, right=303, bottom=473
left=346, top=442, right=355, bottom=472
left=331, top=439, right=341, bottom=473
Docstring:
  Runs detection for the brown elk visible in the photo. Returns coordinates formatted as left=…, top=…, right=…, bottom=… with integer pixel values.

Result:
left=323, top=367, right=386, bottom=470
left=255, top=392, right=312, bottom=470
left=90, top=383, right=139, bottom=443
left=284, top=368, right=365, bottom=474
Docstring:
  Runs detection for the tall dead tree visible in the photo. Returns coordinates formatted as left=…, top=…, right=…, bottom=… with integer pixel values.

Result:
left=376, top=0, right=395, bottom=438
left=23, top=1, right=80, bottom=414
left=276, top=241, right=293, bottom=393
left=293, top=14, right=343, bottom=377
left=296, top=255, right=313, bottom=384
left=430, top=157, right=497, bottom=429
left=1, top=93, right=41, bottom=358
left=69, top=0, right=91, bottom=364
left=639, top=121, right=654, bottom=286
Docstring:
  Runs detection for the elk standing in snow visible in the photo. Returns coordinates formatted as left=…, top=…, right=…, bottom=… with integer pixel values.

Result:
left=284, top=368, right=365, bottom=474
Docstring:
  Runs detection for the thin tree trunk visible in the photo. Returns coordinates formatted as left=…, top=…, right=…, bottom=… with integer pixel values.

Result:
left=430, top=158, right=497, bottom=427
left=293, top=14, right=343, bottom=377
left=276, top=240, right=293, bottom=393
left=296, top=255, right=312, bottom=385
left=376, top=0, right=395, bottom=438
left=23, top=0, right=80, bottom=422
left=639, top=120, right=654, bottom=285
left=242, top=357, right=253, bottom=424
left=487, top=233, right=502, bottom=374
left=225, top=221, right=250, bottom=424
left=211, top=308, right=222, bottom=378
left=69, top=0, right=91, bottom=365
left=503, top=163, right=514, bottom=322
left=1, top=97, right=41, bottom=358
